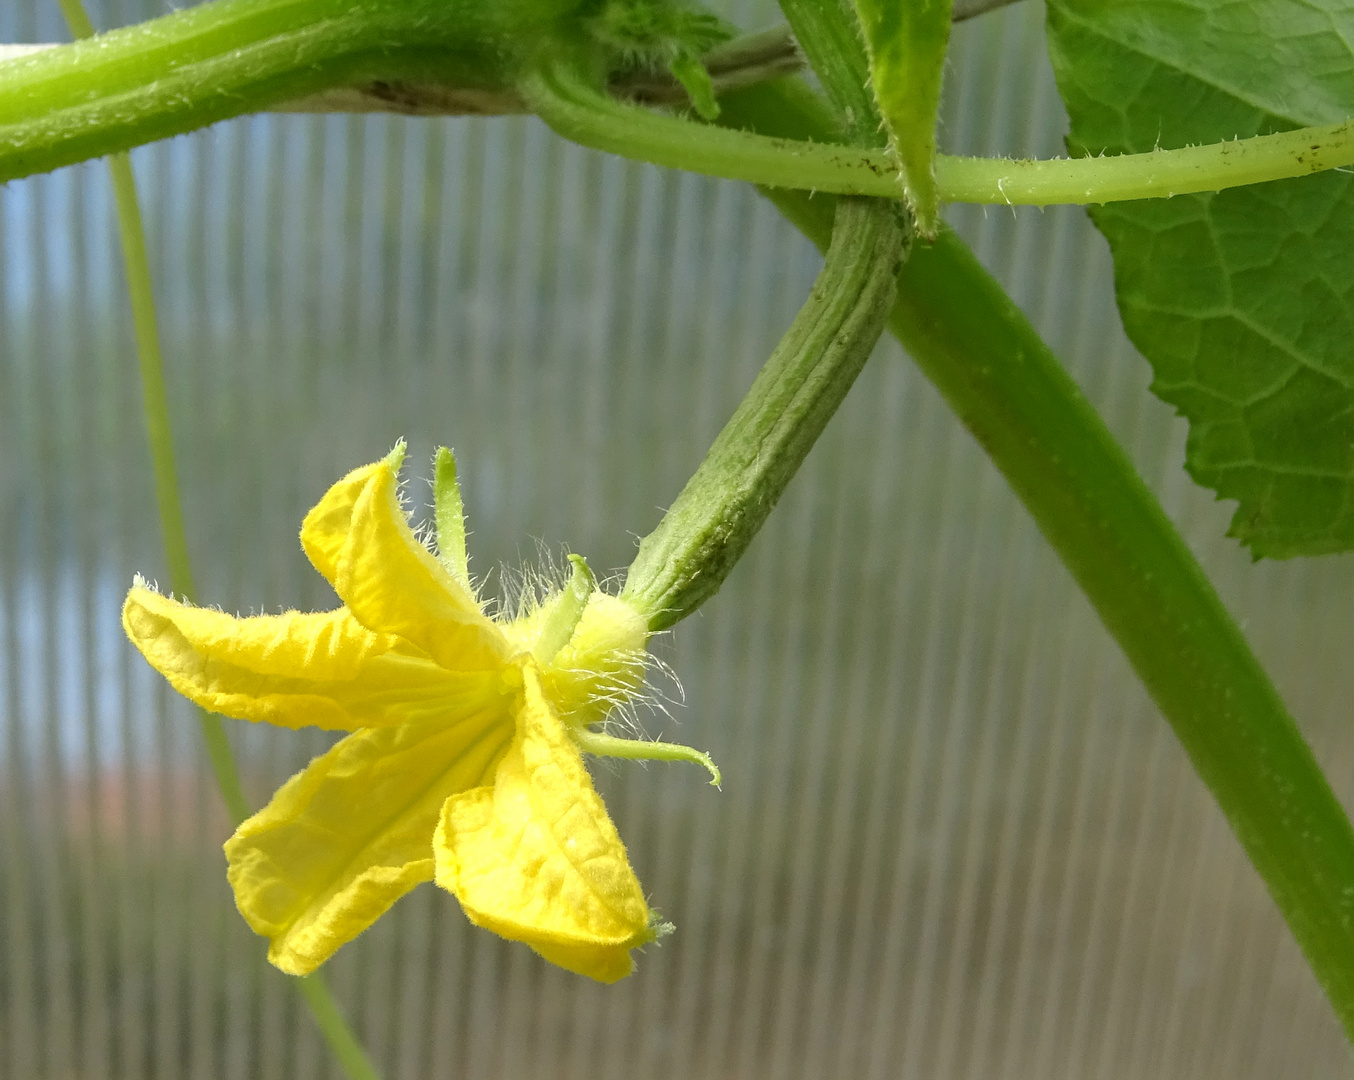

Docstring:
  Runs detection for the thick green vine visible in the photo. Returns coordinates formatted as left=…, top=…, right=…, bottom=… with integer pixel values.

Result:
left=720, top=71, right=1354, bottom=1043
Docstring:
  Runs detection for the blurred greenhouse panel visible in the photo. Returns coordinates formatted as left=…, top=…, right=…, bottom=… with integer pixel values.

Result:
left=4, top=0, right=1354, bottom=1077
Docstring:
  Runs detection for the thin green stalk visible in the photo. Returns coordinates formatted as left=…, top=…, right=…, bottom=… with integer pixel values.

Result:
left=520, top=54, right=903, bottom=193
left=53, top=0, right=251, bottom=832
left=107, top=113, right=384, bottom=1080
left=719, top=75, right=1354, bottom=1043
left=522, top=55, right=1354, bottom=204
left=295, top=976, right=382, bottom=1080
left=56, top=2, right=384, bottom=1075
left=935, top=120, right=1354, bottom=203
left=115, top=156, right=253, bottom=827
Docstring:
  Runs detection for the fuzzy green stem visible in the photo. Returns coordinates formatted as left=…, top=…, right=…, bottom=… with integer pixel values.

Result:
left=521, top=55, right=1354, bottom=204
left=776, top=0, right=876, bottom=144
left=519, top=54, right=902, bottom=193
left=58, top=0, right=250, bottom=900
left=57, top=0, right=257, bottom=849
left=936, top=121, right=1354, bottom=204
left=718, top=75, right=1354, bottom=1045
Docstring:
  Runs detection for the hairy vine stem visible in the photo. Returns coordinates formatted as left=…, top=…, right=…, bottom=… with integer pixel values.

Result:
left=522, top=60, right=1354, bottom=204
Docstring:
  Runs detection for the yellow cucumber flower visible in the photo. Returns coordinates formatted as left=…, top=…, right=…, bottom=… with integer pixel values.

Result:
left=121, top=443, right=717, bottom=983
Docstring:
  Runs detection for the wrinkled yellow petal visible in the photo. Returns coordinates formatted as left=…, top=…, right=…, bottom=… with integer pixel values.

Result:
left=300, top=452, right=510, bottom=672
left=123, top=585, right=501, bottom=731
left=434, top=663, right=653, bottom=983
left=227, top=706, right=515, bottom=975
left=297, top=456, right=385, bottom=586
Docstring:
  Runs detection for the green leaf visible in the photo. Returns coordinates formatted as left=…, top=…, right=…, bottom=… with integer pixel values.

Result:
left=1046, top=0, right=1354, bottom=556
left=668, top=48, right=720, bottom=120
left=433, top=446, right=472, bottom=592
left=854, top=0, right=953, bottom=236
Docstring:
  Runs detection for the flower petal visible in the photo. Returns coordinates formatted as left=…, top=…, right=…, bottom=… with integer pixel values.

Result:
left=297, top=457, right=385, bottom=586
left=300, top=453, right=511, bottom=672
left=123, top=585, right=501, bottom=731
left=434, top=663, right=654, bottom=983
left=226, top=707, right=515, bottom=975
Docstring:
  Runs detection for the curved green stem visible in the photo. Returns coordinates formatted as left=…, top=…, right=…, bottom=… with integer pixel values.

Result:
left=719, top=76, right=1354, bottom=1044
left=55, top=2, right=385, bottom=1073
left=519, top=55, right=905, bottom=193
left=108, top=107, right=383, bottom=1080
left=522, top=55, right=1354, bottom=205
left=58, top=20, right=254, bottom=832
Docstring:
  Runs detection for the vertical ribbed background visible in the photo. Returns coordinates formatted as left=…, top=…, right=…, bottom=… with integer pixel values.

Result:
left=3, top=0, right=1354, bottom=1076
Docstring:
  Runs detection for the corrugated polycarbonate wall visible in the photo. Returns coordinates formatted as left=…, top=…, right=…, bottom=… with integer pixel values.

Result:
left=4, top=1, right=1354, bottom=1077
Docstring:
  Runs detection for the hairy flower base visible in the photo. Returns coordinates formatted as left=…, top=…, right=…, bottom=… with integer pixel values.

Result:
left=122, top=445, right=706, bottom=982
